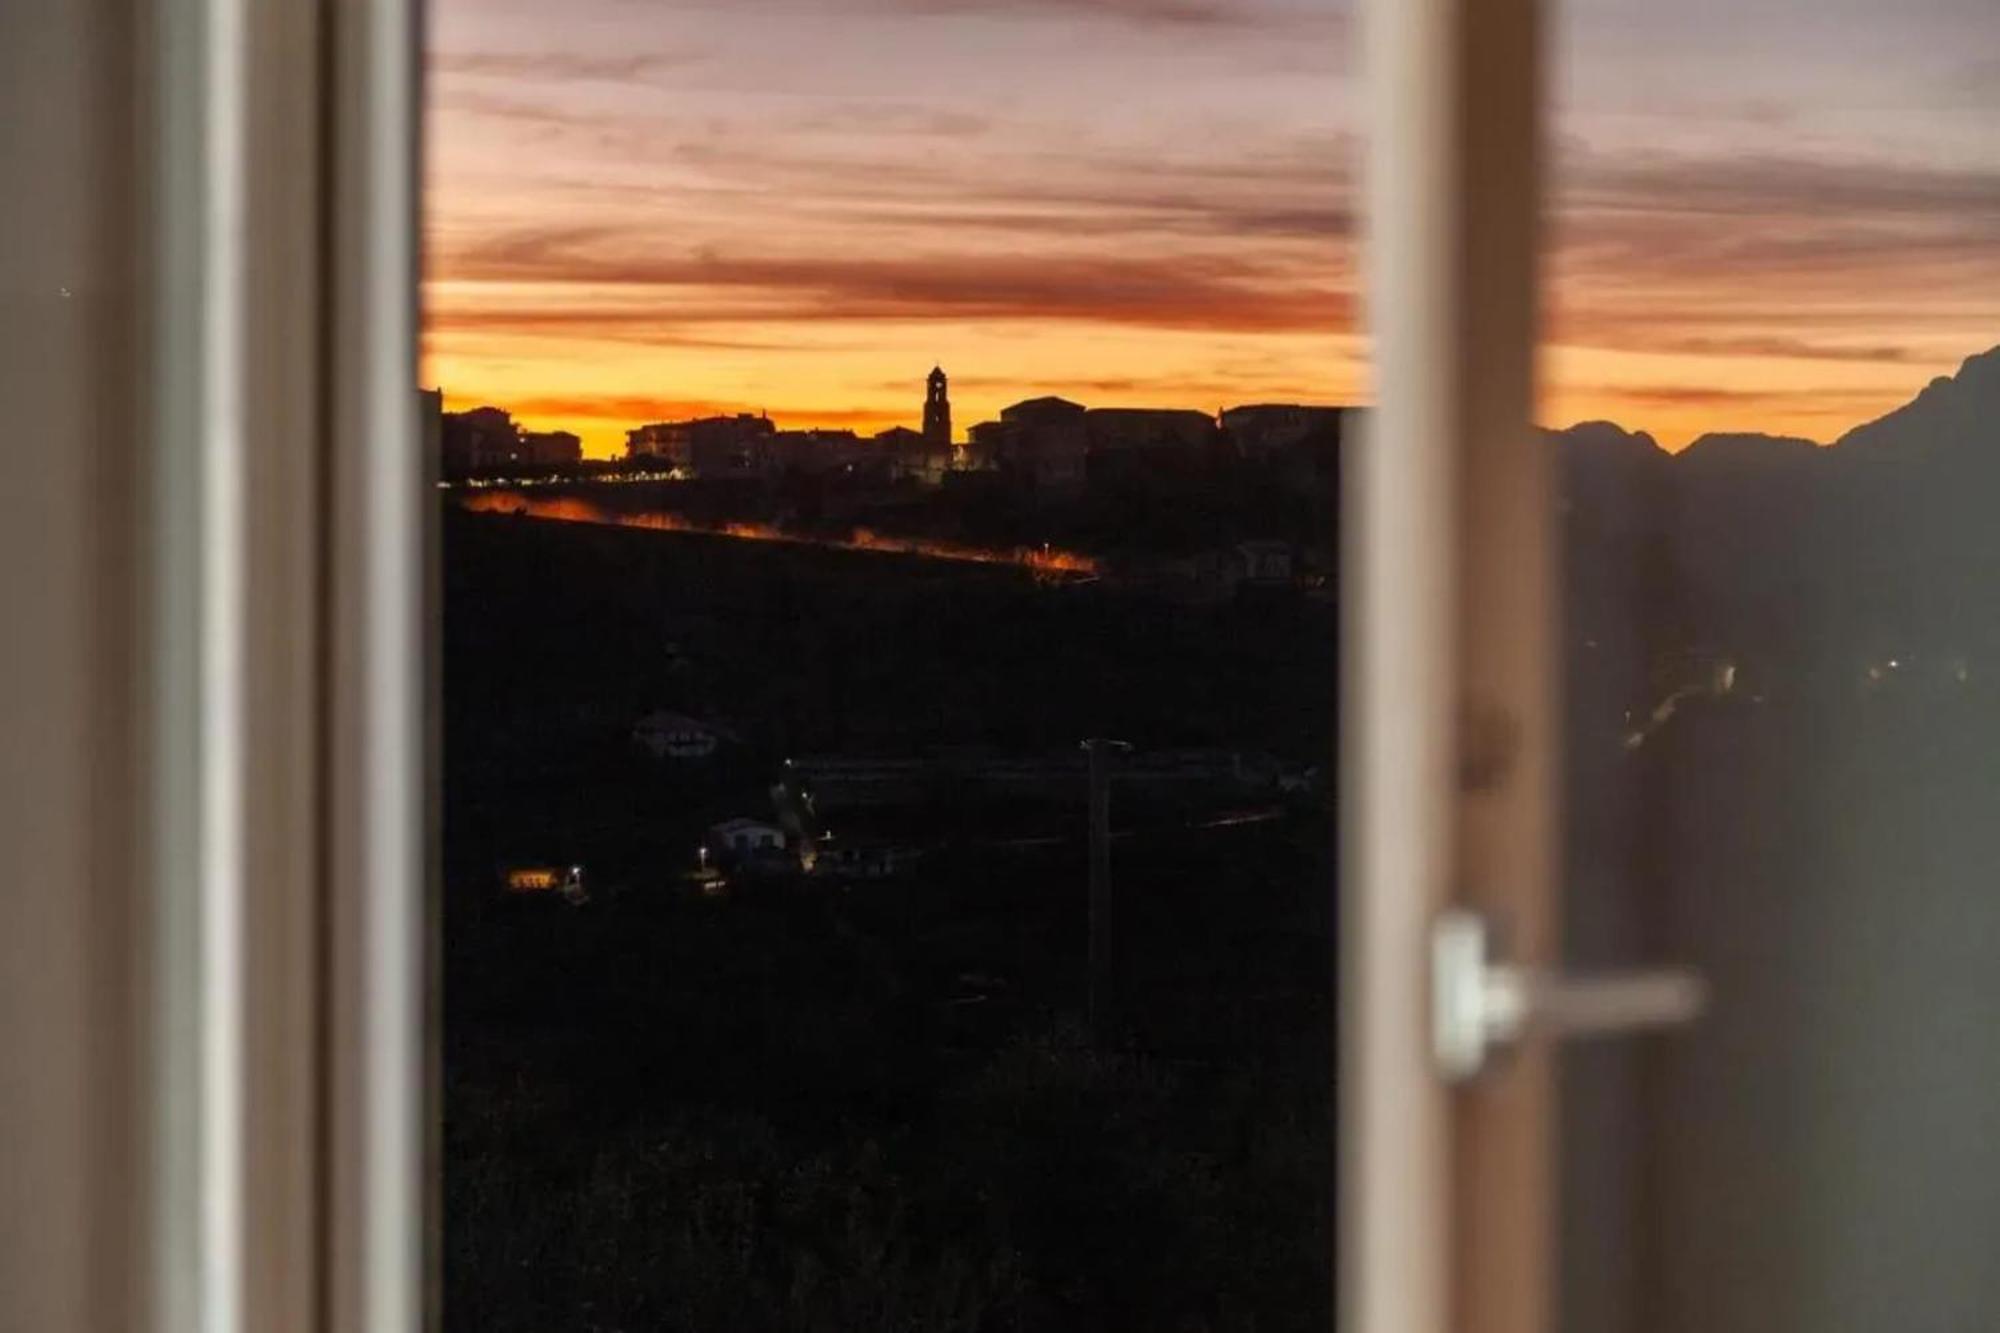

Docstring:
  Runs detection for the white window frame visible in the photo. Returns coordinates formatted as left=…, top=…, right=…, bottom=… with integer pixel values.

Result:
left=153, top=0, right=426, bottom=1326
left=1345, top=2, right=1550, bottom=1332
left=8, top=0, right=1544, bottom=1328
left=4, top=0, right=425, bottom=1327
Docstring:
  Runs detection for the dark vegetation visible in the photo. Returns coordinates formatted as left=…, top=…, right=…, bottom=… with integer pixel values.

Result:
left=444, top=510, right=1338, bottom=1332
left=442, top=342, right=2000, bottom=1330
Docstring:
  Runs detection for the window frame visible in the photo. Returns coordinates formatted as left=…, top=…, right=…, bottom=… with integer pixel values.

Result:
left=1344, top=2, right=1551, bottom=1332
left=144, top=0, right=426, bottom=1327
left=5, top=0, right=1548, bottom=1325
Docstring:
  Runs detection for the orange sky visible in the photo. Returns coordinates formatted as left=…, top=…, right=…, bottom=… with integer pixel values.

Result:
left=424, top=0, right=1999, bottom=457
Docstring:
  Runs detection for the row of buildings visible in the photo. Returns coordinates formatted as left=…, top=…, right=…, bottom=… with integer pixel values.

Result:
left=964, top=396, right=1345, bottom=493
left=432, top=402, right=582, bottom=476
left=428, top=366, right=1348, bottom=490
left=624, top=413, right=955, bottom=486
left=622, top=365, right=958, bottom=486
left=619, top=366, right=1347, bottom=494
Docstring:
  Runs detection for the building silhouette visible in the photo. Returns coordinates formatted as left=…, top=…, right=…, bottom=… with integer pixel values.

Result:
left=923, top=365, right=952, bottom=448
left=520, top=429, right=583, bottom=467
left=875, top=425, right=952, bottom=486
left=441, top=405, right=521, bottom=475
left=626, top=413, right=774, bottom=475
left=965, top=396, right=1089, bottom=493
left=1220, top=404, right=1344, bottom=460
left=419, top=388, right=444, bottom=480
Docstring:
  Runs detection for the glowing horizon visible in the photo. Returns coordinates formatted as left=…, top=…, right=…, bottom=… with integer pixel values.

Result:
left=425, top=0, right=1999, bottom=458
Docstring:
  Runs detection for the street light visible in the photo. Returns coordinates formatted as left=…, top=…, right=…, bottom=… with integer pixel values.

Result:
left=1080, top=737, right=1134, bottom=1046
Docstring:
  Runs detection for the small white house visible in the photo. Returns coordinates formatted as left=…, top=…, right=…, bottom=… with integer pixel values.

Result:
left=1236, top=540, right=1294, bottom=585
left=632, top=710, right=726, bottom=761
left=707, top=818, right=788, bottom=859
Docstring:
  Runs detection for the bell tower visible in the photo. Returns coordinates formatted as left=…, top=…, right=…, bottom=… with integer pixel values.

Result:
left=923, top=365, right=952, bottom=448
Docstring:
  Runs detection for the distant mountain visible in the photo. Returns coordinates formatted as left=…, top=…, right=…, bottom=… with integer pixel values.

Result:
left=1548, top=342, right=2000, bottom=679
left=1559, top=420, right=1670, bottom=463
left=1552, top=341, right=2000, bottom=465
left=1547, top=420, right=1671, bottom=543
left=1676, top=431, right=1823, bottom=469
left=1835, top=344, right=2000, bottom=459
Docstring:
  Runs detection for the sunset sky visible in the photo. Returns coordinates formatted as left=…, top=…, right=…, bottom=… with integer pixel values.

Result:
left=424, top=0, right=1998, bottom=456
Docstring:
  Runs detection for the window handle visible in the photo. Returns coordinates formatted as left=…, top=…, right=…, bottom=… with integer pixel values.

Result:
left=1433, top=909, right=1708, bottom=1083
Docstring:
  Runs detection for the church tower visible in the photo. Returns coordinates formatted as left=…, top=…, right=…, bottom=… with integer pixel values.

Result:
left=923, top=365, right=952, bottom=448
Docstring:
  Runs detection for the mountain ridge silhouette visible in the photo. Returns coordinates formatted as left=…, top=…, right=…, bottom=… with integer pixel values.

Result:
left=1552, top=341, right=1999, bottom=462
left=1546, top=341, right=2000, bottom=685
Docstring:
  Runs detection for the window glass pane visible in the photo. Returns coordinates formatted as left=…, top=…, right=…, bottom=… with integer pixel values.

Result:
left=1550, top=4, right=2000, bottom=1329
left=425, top=3, right=1355, bottom=1326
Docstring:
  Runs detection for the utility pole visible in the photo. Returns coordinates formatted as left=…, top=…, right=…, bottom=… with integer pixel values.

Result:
left=1082, top=738, right=1131, bottom=1046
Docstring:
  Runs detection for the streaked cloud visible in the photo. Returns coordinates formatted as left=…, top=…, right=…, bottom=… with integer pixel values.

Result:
left=1588, top=337, right=1927, bottom=367
left=427, top=0, right=1998, bottom=454
left=1557, top=150, right=2000, bottom=251
left=501, top=394, right=891, bottom=427
left=890, top=0, right=1259, bottom=27
left=434, top=228, right=1350, bottom=333
left=423, top=305, right=816, bottom=350
left=643, top=0, right=1342, bottom=31
left=429, top=49, right=704, bottom=82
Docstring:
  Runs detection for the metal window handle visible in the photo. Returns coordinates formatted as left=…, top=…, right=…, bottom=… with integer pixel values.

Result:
left=1433, top=909, right=1708, bottom=1083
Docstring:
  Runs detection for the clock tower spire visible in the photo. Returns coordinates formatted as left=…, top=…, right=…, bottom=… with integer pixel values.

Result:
left=923, top=364, right=952, bottom=448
